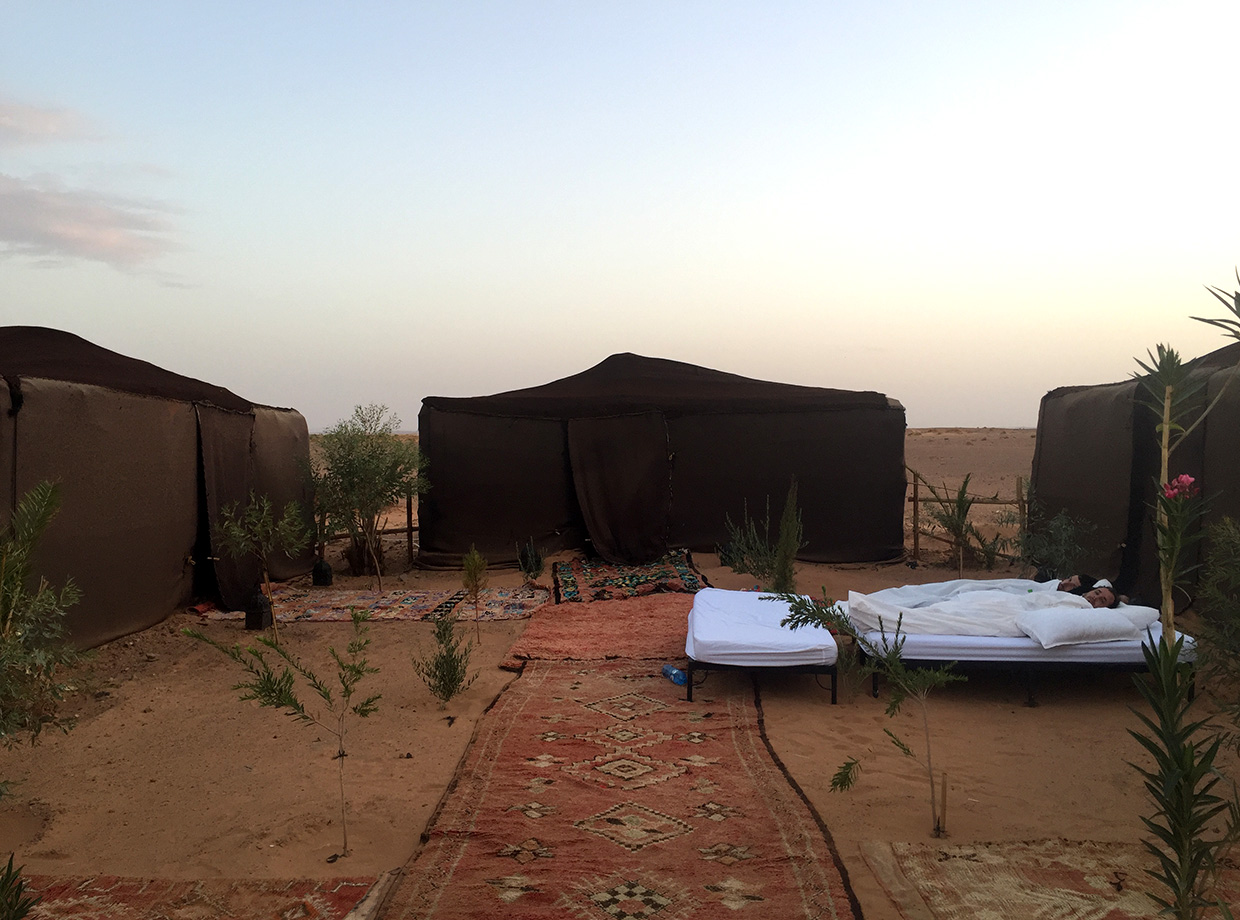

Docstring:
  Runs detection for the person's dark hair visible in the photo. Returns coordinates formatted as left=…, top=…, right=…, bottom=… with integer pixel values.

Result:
left=1069, top=574, right=1098, bottom=595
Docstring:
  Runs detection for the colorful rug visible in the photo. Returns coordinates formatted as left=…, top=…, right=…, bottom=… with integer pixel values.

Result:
left=500, top=594, right=692, bottom=670
left=23, top=875, right=375, bottom=919
left=862, top=839, right=1240, bottom=920
left=553, top=550, right=709, bottom=603
left=384, top=659, right=860, bottom=919
left=202, top=585, right=550, bottom=623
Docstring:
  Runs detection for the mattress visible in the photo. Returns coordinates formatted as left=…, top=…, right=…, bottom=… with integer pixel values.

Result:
left=859, top=620, right=1195, bottom=665
left=686, top=588, right=838, bottom=667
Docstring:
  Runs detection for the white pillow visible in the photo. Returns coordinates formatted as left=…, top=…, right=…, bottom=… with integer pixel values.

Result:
left=1115, top=603, right=1159, bottom=630
left=1016, top=608, right=1141, bottom=649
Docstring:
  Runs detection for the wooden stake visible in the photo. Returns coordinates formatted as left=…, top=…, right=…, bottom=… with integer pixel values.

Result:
left=406, top=489, right=415, bottom=566
left=939, top=771, right=948, bottom=835
left=912, top=477, right=920, bottom=562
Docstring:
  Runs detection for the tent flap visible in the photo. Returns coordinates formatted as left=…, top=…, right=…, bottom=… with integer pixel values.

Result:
left=568, top=412, right=671, bottom=564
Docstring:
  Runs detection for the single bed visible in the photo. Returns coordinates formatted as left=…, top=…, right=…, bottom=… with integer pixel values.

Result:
left=684, top=588, right=839, bottom=703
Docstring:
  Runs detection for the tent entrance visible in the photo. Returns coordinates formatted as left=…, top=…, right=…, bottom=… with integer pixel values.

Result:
left=567, top=412, right=672, bottom=565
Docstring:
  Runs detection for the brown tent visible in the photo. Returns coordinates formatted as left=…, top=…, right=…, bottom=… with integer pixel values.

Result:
left=1030, top=342, right=1240, bottom=605
left=1, top=326, right=313, bottom=647
left=417, top=353, right=907, bottom=567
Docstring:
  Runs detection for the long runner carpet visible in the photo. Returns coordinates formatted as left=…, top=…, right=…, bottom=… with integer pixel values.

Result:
left=202, top=585, right=550, bottom=622
left=23, top=875, right=374, bottom=919
left=554, top=551, right=709, bottom=603
left=384, top=659, right=861, bottom=919
left=862, top=839, right=1240, bottom=920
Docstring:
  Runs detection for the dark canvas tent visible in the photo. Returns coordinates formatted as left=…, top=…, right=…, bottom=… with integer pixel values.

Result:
left=1030, top=342, right=1240, bottom=605
left=1, top=326, right=314, bottom=647
left=418, top=353, right=907, bottom=567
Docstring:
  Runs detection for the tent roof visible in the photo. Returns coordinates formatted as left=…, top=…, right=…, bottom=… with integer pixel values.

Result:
left=0, top=326, right=254, bottom=412
left=422, top=352, right=901, bottom=417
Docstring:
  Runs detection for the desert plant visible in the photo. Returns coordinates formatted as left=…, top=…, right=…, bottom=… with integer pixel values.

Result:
left=213, top=491, right=311, bottom=641
left=914, top=472, right=999, bottom=576
left=1129, top=632, right=1240, bottom=920
left=718, top=496, right=776, bottom=586
left=462, top=544, right=487, bottom=642
left=719, top=480, right=804, bottom=592
left=771, top=479, right=803, bottom=594
left=779, top=592, right=964, bottom=835
left=1000, top=491, right=1095, bottom=580
left=1195, top=517, right=1240, bottom=755
left=517, top=538, right=545, bottom=587
left=183, top=610, right=380, bottom=859
left=0, top=854, right=40, bottom=920
left=1, top=482, right=83, bottom=767
left=311, top=405, right=426, bottom=587
left=412, top=610, right=478, bottom=707
left=1133, top=275, right=1240, bottom=634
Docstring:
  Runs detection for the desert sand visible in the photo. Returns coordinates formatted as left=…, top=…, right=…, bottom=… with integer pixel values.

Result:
left=1, top=428, right=1223, bottom=919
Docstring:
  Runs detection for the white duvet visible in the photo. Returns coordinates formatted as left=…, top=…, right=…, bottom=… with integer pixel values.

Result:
left=846, top=579, right=1159, bottom=639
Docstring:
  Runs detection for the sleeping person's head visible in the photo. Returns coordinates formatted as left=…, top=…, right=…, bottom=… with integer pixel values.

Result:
left=1083, top=584, right=1118, bottom=608
left=1057, top=574, right=1098, bottom=593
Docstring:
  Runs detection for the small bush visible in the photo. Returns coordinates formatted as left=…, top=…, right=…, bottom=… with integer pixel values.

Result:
left=1, top=482, right=83, bottom=766
left=413, top=611, right=478, bottom=708
left=1196, top=517, right=1240, bottom=754
left=720, top=479, right=804, bottom=592
left=517, top=538, right=545, bottom=586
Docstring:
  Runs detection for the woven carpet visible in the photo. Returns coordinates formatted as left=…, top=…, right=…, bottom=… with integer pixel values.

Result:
left=500, top=594, right=692, bottom=670
left=23, top=874, right=375, bottom=919
left=384, top=659, right=860, bottom=919
left=553, top=550, right=709, bottom=603
left=203, top=585, right=550, bottom=622
left=862, top=839, right=1240, bottom=920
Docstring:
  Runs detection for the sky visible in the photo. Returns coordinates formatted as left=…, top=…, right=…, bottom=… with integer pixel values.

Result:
left=3, top=1, right=1239, bottom=431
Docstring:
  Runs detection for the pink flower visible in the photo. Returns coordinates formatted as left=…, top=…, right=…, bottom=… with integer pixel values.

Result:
left=1162, top=474, right=1200, bottom=500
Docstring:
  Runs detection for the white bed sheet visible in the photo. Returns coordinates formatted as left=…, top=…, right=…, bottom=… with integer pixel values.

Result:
left=686, top=588, right=838, bottom=667
left=858, top=620, right=1195, bottom=664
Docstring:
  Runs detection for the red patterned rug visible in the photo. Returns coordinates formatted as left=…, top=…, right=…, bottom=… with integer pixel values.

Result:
left=553, top=551, right=709, bottom=603
left=862, top=839, right=1240, bottom=920
left=202, top=585, right=550, bottom=622
left=499, top=594, right=692, bottom=670
left=383, top=659, right=860, bottom=919
left=23, top=875, right=375, bottom=919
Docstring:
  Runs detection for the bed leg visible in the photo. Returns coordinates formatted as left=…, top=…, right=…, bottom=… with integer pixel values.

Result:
left=831, top=669, right=838, bottom=705
left=686, top=663, right=694, bottom=703
left=871, top=672, right=879, bottom=698
left=1022, top=671, right=1039, bottom=707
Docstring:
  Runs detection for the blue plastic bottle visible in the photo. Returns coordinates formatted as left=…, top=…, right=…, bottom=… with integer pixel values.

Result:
left=662, top=663, right=687, bottom=686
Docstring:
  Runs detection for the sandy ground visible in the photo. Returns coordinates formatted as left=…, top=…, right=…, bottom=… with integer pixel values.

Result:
left=2, top=427, right=1222, bottom=919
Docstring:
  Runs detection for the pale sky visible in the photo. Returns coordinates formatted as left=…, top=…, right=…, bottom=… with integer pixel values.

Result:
left=2, top=1, right=1238, bottom=431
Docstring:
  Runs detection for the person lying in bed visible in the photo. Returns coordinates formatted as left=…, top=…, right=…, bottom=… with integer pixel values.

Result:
left=1081, top=583, right=1119, bottom=608
left=847, top=578, right=1132, bottom=637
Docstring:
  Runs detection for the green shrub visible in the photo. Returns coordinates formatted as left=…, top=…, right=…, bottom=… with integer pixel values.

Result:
left=213, top=491, right=311, bottom=641
left=720, top=480, right=804, bottom=592
left=183, top=610, right=380, bottom=859
left=517, top=538, right=545, bottom=586
left=462, top=544, right=487, bottom=642
left=1129, top=633, right=1239, bottom=919
left=1, top=483, right=83, bottom=771
left=780, top=592, right=964, bottom=836
left=1196, top=517, right=1240, bottom=754
left=311, top=405, right=426, bottom=586
left=413, top=611, right=477, bottom=708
